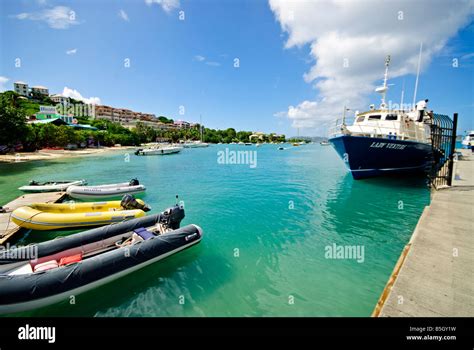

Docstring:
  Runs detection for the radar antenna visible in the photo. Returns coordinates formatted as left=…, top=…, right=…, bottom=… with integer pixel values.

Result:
left=375, top=55, right=391, bottom=109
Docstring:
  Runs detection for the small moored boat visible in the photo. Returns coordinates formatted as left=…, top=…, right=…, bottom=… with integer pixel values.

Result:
left=0, top=205, right=202, bottom=314
left=66, top=179, right=146, bottom=199
left=182, top=141, right=209, bottom=148
left=462, top=130, right=474, bottom=149
left=135, top=145, right=182, bottom=155
left=11, top=195, right=150, bottom=231
left=18, top=180, right=87, bottom=193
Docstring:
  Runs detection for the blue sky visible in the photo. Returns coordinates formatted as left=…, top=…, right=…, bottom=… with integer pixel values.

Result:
left=1, top=0, right=473, bottom=136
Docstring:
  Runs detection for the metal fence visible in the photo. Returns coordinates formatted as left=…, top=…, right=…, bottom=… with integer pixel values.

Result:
left=428, top=113, right=458, bottom=189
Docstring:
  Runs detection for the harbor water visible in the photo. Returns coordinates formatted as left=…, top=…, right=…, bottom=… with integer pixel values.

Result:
left=0, top=144, right=430, bottom=316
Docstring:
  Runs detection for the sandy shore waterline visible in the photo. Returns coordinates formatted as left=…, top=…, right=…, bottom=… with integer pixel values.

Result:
left=0, top=146, right=137, bottom=163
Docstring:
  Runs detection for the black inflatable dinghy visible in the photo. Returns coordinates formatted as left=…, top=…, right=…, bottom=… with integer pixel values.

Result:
left=0, top=204, right=202, bottom=314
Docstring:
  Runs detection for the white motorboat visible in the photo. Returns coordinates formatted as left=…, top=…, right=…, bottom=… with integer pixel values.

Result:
left=135, top=145, right=183, bottom=155
left=462, top=131, right=474, bottom=148
left=182, top=141, right=209, bottom=148
left=19, top=180, right=87, bottom=193
left=66, top=179, right=146, bottom=199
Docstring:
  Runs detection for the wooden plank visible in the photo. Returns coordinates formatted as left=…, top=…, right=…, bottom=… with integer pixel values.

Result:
left=0, top=192, right=66, bottom=245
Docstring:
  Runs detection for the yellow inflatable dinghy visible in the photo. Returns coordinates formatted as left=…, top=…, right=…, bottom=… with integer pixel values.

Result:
left=11, top=199, right=149, bottom=231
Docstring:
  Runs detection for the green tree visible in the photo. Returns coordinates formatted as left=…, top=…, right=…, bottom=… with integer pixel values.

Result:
left=226, top=128, right=236, bottom=140
left=55, top=125, right=77, bottom=147
left=158, top=116, right=174, bottom=124
left=75, top=116, right=91, bottom=125
left=38, top=124, right=58, bottom=147
left=236, top=131, right=252, bottom=142
left=0, top=91, right=28, bottom=145
left=22, top=125, right=40, bottom=151
left=134, top=122, right=157, bottom=143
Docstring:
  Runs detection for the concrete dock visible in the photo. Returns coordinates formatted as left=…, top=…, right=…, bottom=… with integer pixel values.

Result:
left=0, top=192, right=66, bottom=245
left=373, top=149, right=473, bottom=317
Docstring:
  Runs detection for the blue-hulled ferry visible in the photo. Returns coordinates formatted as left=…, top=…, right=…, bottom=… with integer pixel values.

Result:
left=329, top=56, right=433, bottom=179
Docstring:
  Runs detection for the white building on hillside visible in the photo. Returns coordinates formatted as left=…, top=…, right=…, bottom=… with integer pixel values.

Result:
left=14, top=81, right=29, bottom=96
left=30, top=85, right=49, bottom=97
left=50, top=94, right=69, bottom=104
left=174, top=120, right=191, bottom=129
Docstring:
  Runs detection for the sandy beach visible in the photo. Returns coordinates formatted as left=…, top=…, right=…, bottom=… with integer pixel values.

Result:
left=0, top=146, right=137, bottom=163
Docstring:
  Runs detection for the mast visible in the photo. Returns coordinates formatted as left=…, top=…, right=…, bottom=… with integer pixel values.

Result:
left=342, top=106, right=351, bottom=126
left=375, top=55, right=391, bottom=109
left=200, top=114, right=203, bottom=142
left=412, top=42, right=423, bottom=107
left=400, top=79, right=405, bottom=111
left=381, top=55, right=390, bottom=106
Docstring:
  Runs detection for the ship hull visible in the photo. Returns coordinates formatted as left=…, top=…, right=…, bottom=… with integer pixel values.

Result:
left=329, top=135, right=432, bottom=179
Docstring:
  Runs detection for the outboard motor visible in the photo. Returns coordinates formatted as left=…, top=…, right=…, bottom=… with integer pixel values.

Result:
left=129, top=178, right=139, bottom=186
left=120, top=194, right=151, bottom=212
left=159, top=205, right=185, bottom=230
left=134, top=149, right=142, bottom=156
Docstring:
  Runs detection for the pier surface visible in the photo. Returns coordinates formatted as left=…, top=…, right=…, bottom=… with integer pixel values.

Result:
left=0, top=192, right=66, bottom=245
left=374, top=149, right=473, bottom=317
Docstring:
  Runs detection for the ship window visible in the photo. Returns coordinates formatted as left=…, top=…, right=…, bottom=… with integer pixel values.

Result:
left=385, top=114, right=398, bottom=121
left=368, top=115, right=381, bottom=120
left=356, top=116, right=365, bottom=122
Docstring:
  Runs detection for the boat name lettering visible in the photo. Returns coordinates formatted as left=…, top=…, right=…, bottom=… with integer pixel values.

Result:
left=369, top=142, right=407, bottom=150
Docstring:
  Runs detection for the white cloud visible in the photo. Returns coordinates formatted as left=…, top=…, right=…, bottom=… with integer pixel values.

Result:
left=62, top=87, right=101, bottom=105
left=269, top=0, right=474, bottom=132
left=13, top=6, right=79, bottom=29
left=0, top=76, right=9, bottom=92
left=205, top=61, right=221, bottom=67
left=145, top=0, right=180, bottom=13
left=194, top=55, right=206, bottom=62
left=66, top=48, right=77, bottom=55
left=119, top=9, right=129, bottom=22
left=194, top=55, right=221, bottom=67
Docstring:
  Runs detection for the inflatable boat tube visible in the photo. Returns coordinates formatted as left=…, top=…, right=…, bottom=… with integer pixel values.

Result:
left=18, top=180, right=87, bottom=193
left=66, top=180, right=146, bottom=200
left=11, top=198, right=150, bottom=230
left=0, top=205, right=195, bottom=314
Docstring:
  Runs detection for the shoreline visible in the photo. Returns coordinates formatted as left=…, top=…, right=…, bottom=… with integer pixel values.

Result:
left=0, top=146, right=137, bottom=164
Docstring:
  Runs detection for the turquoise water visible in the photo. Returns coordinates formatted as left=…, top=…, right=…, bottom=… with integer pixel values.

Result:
left=0, top=144, right=430, bottom=316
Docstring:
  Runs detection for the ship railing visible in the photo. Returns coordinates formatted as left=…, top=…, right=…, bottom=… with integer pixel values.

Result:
left=328, top=118, right=352, bottom=138
left=328, top=117, right=429, bottom=143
